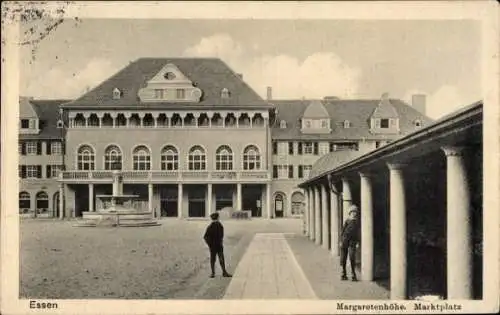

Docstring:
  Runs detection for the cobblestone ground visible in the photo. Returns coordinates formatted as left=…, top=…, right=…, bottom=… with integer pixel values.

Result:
left=20, top=218, right=301, bottom=299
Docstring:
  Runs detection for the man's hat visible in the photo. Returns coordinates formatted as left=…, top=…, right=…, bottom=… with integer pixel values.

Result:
left=348, top=205, right=359, bottom=214
left=210, top=212, right=219, bottom=220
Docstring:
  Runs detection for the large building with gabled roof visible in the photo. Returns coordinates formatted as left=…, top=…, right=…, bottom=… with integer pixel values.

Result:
left=18, top=57, right=432, bottom=219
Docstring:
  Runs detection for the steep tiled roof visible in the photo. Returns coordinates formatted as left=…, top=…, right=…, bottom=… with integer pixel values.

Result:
left=303, top=100, right=329, bottom=118
left=271, top=98, right=432, bottom=140
left=309, top=150, right=365, bottom=179
left=20, top=100, right=69, bottom=140
left=62, top=58, right=270, bottom=109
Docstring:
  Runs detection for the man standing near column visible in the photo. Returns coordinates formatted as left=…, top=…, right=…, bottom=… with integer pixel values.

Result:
left=340, top=205, right=360, bottom=281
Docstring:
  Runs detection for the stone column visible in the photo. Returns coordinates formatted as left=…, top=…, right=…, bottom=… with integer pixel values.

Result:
left=266, top=183, right=271, bottom=219
left=177, top=183, right=183, bottom=218
left=442, top=146, right=473, bottom=299
left=342, top=178, right=352, bottom=223
left=59, top=183, right=65, bottom=219
left=360, top=172, right=374, bottom=281
left=388, top=163, right=407, bottom=299
left=304, top=189, right=309, bottom=236
left=207, top=183, right=213, bottom=216
left=330, top=185, right=340, bottom=256
left=148, top=183, right=153, bottom=213
left=309, top=188, right=315, bottom=241
left=236, top=183, right=242, bottom=211
left=315, top=186, right=321, bottom=245
left=321, top=184, right=330, bottom=249
left=88, top=183, right=94, bottom=212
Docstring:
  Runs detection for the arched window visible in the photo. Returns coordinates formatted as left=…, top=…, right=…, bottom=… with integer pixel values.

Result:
left=19, top=191, right=30, bottom=210
left=102, top=113, right=113, bottom=127
left=104, top=145, right=122, bottom=170
left=188, top=145, right=206, bottom=170
left=243, top=145, right=261, bottom=170
left=88, top=113, right=100, bottom=127
left=36, top=191, right=49, bottom=213
left=215, top=145, right=233, bottom=170
left=343, top=120, right=351, bottom=128
left=133, top=146, right=151, bottom=170
left=77, top=145, right=95, bottom=170
left=161, top=145, right=178, bottom=170
left=74, top=113, right=86, bottom=127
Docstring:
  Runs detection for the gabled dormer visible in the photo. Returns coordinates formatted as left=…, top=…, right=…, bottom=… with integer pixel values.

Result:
left=369, top=93, right=400, bottom=134
left=19, top=97, right=40, bottom=135
left=137, top=63, right=203, bottom=103
left=301, top=100, right=331, bottom=134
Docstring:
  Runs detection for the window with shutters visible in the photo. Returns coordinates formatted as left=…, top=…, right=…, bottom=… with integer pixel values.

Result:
left=303, top=142, right=313, bottom=154
left=288, top=142, right=294, bottom=155
left=276, top=165, right=288, bottom=179
left=49, top=165, right=63, bottom=178
left=26, top=141, right=37, bottom=155
left=273, top=165, right=278, bottom=178
left=288, top=165, right=294, bottom=179
left=26, top=165, right=39, bottom=178
left=303, top=165, right=312, bottom=178
left=51, top=141, right=62, bottom=155
left=319, top=142, right=329, bottom=155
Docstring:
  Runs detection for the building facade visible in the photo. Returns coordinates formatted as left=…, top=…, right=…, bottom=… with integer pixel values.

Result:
left=18, top=57, right=432, bottom=219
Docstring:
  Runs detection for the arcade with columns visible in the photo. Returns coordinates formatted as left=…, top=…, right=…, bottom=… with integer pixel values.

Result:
left=299, top=102, right=483, bottom=300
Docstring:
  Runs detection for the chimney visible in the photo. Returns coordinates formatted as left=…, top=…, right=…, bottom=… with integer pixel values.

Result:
left=411, top=94, right=426, bottom=115
left=266, top=86, right=272, bottom=101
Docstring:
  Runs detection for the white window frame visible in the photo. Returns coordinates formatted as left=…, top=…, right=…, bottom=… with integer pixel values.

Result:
left=277, top=165, right=288, bottom=179
left=26, top=165, right=38, bottom=179
left=215, top=146, right=233, bottom=171
left=161, top=146, right=179, bottom=171
left=50, top=165, right=62, bottom=178
left=51, top=141, right=62, bottom=155
left=303, top=142, right=313, bottom=155
left=133, top=146, right=151, bottom=170
left=303, top=165, right=312, bottom=178
left=26, top=141, right=37, bottom=155
left=243, top=145, right=261, bottom=170
left=77, top=145, right=95, bottom=171
left=104, top=146, right=122, bottom=170
left=188, top=146, right=206, bottom=171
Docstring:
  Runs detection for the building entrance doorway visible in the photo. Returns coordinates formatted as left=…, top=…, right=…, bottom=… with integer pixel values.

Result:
left=159, top=185, right=178, bottom=217
left=188, top=185, right=205, bottom=217
left=274, top=192, right=285, bottom=218
left=242, top=184, right=263, bottom=217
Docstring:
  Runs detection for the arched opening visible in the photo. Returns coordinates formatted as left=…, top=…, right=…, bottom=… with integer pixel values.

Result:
left=243, top=145, right=261, bottom=170
left=291, top=191, right=305, bottom=215
left=238, top=113, right=251, bottom=127
left=211, top=113, right=223, bottom=127
left=74, top=113, right=86, bottom=127
left=274, top=192, right=286, bottom=218
left=104, top=145, right=122, bottom=170
left=157, top=114, right=168, bottom=127
left=198, top=113, right=210, bottom=127
left=224, top=113, right=236, bottom=127
left=161, top=145, right=178, bottom=170
left=133, top=146, right=151, bottom=170
left=116, top=114, right=127, bottom=127
left=19, top=191, right=30, bottom=214
left=215, top=145, right=233, bottom=170
left=36, top=191, right=49, bottom=215
left=77, top=145, right=95, bottom=170
left=129, top=114, right=141, bottom=127
left=143, top=113, right=154, bottom=127
left=171, top=113, right=183, bottom=127
left=188, top=145, right=206, bottom=170
left=88, top=114, right=100, bottom=127
left=252, top=113, right=264, bottom=127
left=102, top=113, right=113, bottom=127
left=184, top=113, right=196, bottom=127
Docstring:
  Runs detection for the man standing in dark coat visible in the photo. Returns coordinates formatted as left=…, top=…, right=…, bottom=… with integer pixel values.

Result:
left=203, top=212, right=232, bottom=278
left=340, top=205, right=360, bottom=281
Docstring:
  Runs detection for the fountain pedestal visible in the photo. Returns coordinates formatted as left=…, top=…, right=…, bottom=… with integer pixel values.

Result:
left=74, top=171, right=160, bottom=227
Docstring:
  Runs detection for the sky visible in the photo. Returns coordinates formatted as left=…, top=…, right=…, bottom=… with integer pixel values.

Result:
left=19, top=18, right=482, bottom=119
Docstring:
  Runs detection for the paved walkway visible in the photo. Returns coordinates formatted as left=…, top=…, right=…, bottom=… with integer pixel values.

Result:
left=223, top=233, right=317, bottom=299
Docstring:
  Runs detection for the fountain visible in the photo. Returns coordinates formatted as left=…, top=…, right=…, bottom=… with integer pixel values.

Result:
left=74, top=171, right=160, bottom=227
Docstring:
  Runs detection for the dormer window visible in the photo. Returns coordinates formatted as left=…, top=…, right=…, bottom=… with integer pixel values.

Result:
left=280, top=120, right=287, bottom=129
left=221, top=88, right=230, bottom=99
left=414, top=119, right=422, bottom=127
left=343, top=120, right=351, bottom=128
left=113, top=88, right=121, bottom=100
left=380, top=118, right=389, bottom=128
left=20, top=119, right=30, bottom=129
left=305, top=120, right=312, bottom=128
